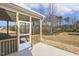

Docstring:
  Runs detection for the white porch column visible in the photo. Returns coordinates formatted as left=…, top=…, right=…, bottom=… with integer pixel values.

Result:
left=30, top=16, right=32, bottom=44
left=40, top=19, right=42, bottom=41
left=16, top=12, right=19, bottom=51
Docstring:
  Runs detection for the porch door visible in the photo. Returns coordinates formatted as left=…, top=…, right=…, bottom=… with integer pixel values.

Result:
left=18, top=21, right=31, bottom=51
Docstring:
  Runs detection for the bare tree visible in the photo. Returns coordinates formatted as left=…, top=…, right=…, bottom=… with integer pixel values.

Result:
left=47, top=3, right=57, bottom=33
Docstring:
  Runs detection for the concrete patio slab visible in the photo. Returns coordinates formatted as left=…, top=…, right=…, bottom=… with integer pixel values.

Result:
left=31, top=43, right=77, bottom=56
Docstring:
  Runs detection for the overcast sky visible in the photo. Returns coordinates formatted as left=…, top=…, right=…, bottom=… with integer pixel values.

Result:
left=26, top=3, right=79, bottom=19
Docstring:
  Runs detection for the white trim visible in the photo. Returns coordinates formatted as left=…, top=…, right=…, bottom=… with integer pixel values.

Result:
left=19, top=21, right=30, bottom=23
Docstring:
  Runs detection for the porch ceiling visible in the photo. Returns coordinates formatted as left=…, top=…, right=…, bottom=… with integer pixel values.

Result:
left=0, top=3, right=45, bottom=19
left=0, top=8, right=16, bottom=21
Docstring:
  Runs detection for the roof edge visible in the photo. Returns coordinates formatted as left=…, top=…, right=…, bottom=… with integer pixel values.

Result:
left=13, top=3, right=45, bottom=18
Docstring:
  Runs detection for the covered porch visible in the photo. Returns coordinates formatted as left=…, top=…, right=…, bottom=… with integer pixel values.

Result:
left=0, top=3, right=44, bottom=56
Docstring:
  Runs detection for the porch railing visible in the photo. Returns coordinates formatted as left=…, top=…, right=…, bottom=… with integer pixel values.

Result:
left=0, top=38, right=17, bottom=56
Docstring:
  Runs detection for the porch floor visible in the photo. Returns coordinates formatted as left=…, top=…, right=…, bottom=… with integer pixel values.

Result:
left=8, top=43, right=77, bottom=56
left=8, top=49, right=32, bottom=56
left=31, top=43, right=77, bottom=56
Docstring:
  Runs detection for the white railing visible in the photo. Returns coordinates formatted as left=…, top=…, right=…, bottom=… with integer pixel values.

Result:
left=0, top=38, right=17, bottom=56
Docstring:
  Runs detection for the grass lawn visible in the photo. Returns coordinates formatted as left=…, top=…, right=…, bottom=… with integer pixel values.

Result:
left=42, top=32, right=79, bottom=47
left=42, top=32, right=79, bottom=54
left=31, top=34, right=40, bottom=45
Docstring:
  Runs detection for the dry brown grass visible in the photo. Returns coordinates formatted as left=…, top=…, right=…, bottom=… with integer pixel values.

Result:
left=31, top=34, right=40, bottom=45
left=43, top=32, right=79, bottom=47
left=42, top=32, right=79, bottom=55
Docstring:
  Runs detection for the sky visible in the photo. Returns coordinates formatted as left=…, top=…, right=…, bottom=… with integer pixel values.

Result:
left=25, top=3, right=79, bottom=15
left=24, top=3, right=79, bottom=21
left=0, top=21, right=16, bottom=26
